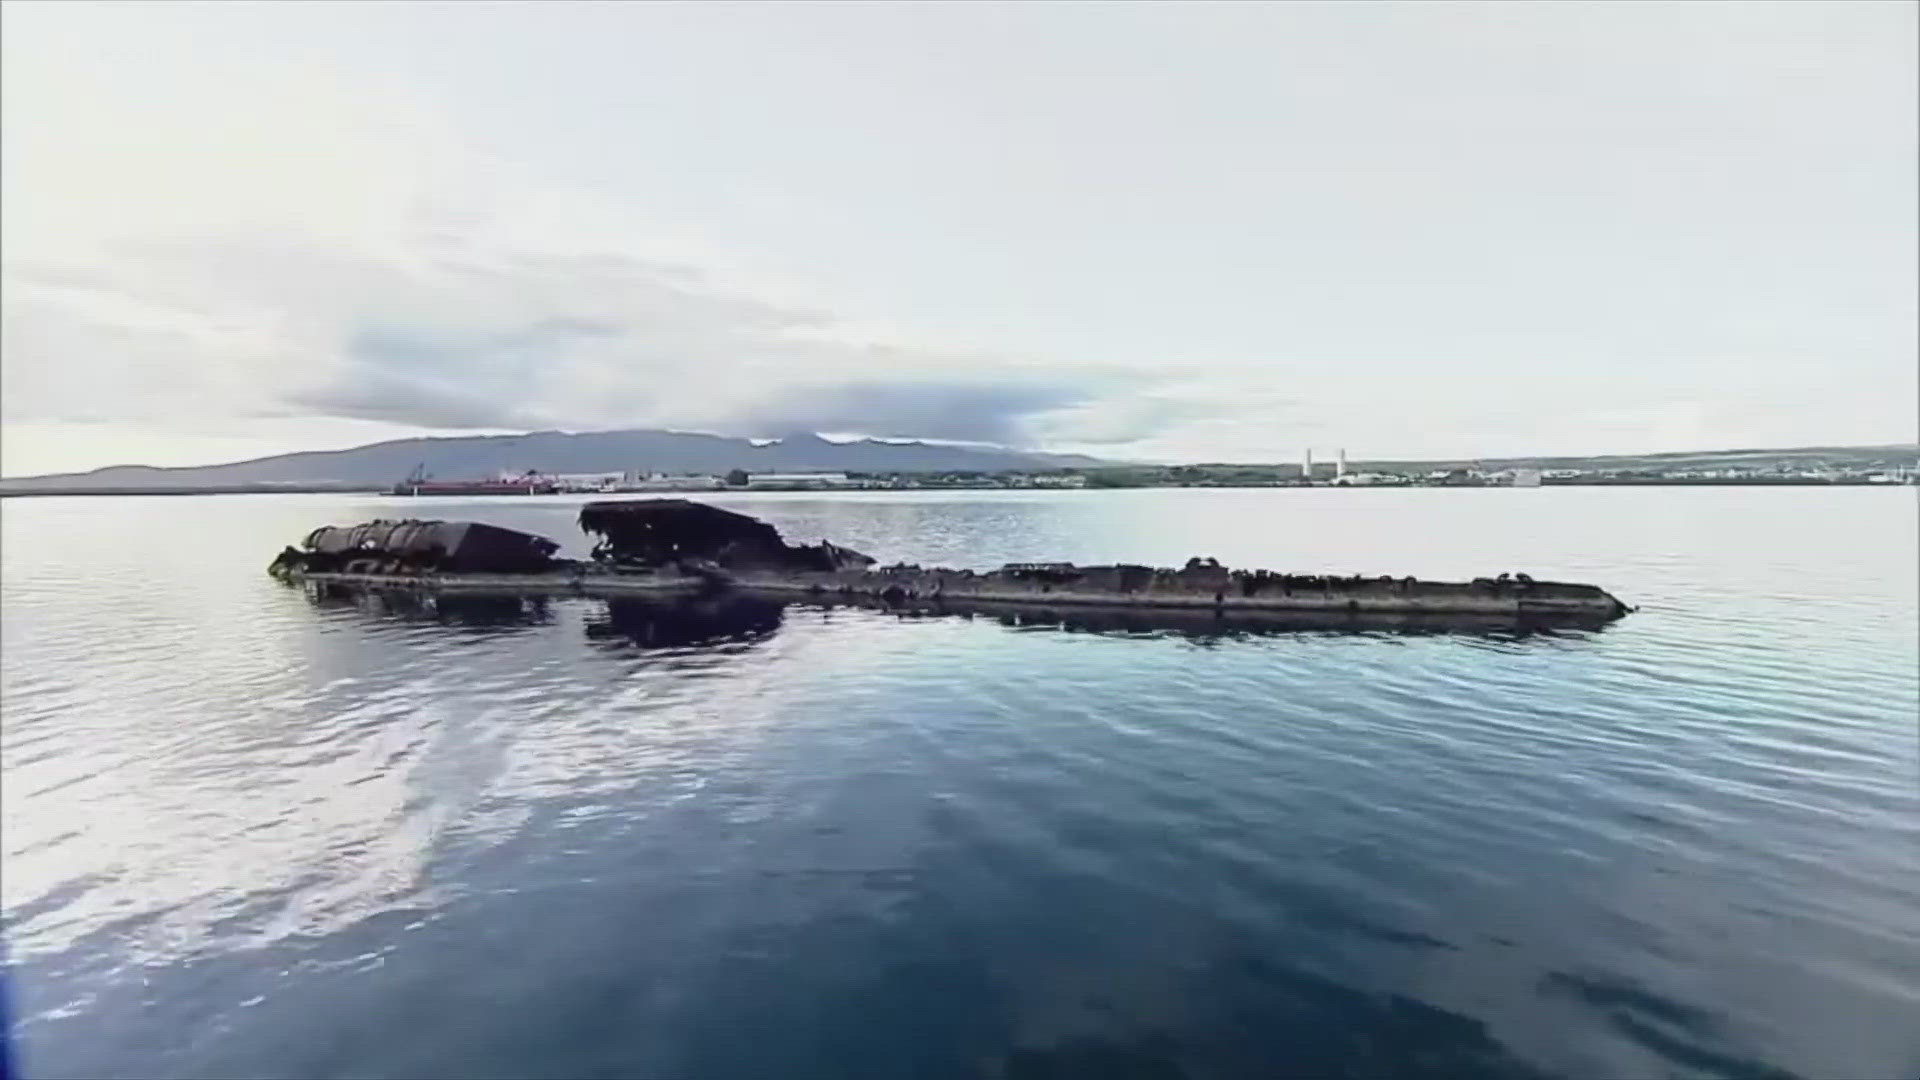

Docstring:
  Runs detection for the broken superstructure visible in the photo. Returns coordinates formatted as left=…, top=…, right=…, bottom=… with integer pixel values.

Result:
left=270, top=499, right=1632, bottom=624
left=577, top=499, right=875, bottom=573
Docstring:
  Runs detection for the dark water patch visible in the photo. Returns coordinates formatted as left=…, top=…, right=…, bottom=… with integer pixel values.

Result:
left=585, top=594, right=786, bottom=651
left=1606, top=1012, right=1804, bottom=1080
left=1541, top=970, right=1718, bottom=1037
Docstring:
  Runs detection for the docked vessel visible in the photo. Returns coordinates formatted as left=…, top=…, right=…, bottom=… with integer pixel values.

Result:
left=270, top=498, right=1633, bottom=624
left=388, top=465, right=558, bottom=496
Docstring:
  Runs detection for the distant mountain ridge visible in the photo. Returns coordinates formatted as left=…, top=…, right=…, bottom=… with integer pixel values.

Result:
left=4, top=432, right=1911, bottom=493
left=0, top=429, right=1110, bottom=490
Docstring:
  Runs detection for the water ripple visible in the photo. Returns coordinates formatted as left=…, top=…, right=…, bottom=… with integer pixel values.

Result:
left=2, top=489, right=1916, bottom=1079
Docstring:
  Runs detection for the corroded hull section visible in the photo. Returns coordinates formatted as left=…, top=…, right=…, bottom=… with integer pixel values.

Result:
left=272, top=519, right=559, bottom=576
left=735, top=565, right=1629, bottom=620
left=279, top=567, right=703, bottom=596
left=275, top=563, right=1628, bottom=621
left=270, top=500, right=1632, bottom=624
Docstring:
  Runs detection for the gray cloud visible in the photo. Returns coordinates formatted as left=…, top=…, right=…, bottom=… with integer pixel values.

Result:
left=224, top=247, right=1142, bottom=444
left=728, top=379, right=1099, bottom=445
left=287, top=371, right=546, bottom=432
left=286, top=311, right=1111, bottom=444
left=4, top=227, right=1159, bottom=446
left=285, top=318, right=629, bottom=429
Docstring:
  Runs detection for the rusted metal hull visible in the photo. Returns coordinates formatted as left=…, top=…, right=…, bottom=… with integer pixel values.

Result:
left=577, top=498, right=874, bottom=572
left=279, top=567, right=701, bottom=596
left=278, top=519, right=560, bottom=576
left=275, top=565, right=1628, bottom=622
left=271, top=502, right=1632, bottom=626
left=736, top=567, right=1629, bottom=620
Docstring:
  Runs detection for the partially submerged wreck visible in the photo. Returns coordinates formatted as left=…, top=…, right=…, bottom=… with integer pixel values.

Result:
left=578, top=498, right=874, bottom=573
left=270, top=520, right=559, bottom=576
left=269, top=499, right=1632, bottom=624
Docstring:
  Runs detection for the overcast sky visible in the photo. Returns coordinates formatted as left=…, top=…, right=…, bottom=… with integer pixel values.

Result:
left=3, top=1, right=1914, bottom=475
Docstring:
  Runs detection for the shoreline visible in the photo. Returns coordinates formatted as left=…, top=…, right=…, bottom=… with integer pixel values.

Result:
left=5, top=478, right=1915, bottom=498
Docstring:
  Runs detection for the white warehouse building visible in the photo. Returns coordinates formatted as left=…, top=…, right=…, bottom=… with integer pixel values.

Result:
left=744, top=472, right=858, bottom=489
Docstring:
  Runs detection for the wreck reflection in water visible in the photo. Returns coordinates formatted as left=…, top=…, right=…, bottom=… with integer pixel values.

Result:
left=840, top=597, right=1616, bottom=643
left=294, top=581, right=1607, bottom=649
left=301, top=581, right=556, bottom=631
left=298, top=584, right=785, bottom=651
left=585, top=594, right=786, bottom=650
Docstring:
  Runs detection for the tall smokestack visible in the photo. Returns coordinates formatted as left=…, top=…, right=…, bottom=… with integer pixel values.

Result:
left=1337, top=448, right=1347, bottom=478
left=1304, top=448, right=1314, bottom=482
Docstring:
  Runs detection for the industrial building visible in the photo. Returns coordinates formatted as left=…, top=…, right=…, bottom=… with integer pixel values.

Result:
left=743, top=472, right=859, bottom=490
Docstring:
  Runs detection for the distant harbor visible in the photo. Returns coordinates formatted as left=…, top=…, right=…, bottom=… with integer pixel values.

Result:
left=386, top=467, right=1092, bottom=496
left=380, top=456, right=1919, bottom=496
left=6, top=445, right=1915, bottom=497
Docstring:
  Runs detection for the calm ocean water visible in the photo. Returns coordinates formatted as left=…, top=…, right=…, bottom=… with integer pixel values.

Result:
left=2, top=488, right=1915, bottom=1079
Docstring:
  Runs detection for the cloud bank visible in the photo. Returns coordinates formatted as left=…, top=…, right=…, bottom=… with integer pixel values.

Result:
left=0, top=9, right=1162, bottom=470
left=2, top=2, right=1913, bottom=475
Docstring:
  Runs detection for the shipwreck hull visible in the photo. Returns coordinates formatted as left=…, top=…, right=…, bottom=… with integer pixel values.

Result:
left=271, top=500, right=1632, bottom=625
left=802, top=595, right=1622, bottom=637
left=278, top=567, right=701, bottom=596
left=296, top=581, right=1615, bottom=643
left=274, top=565, right=1627, bottom=622
left=733, top=568, right=1628, bottom=620
left=281, top=519, right=559, bottom=575
left=577, top=498, right=874, bottom=572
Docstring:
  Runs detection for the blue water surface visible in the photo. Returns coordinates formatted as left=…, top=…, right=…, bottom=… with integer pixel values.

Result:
left=2, top=488, right=1915, bottom=1079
